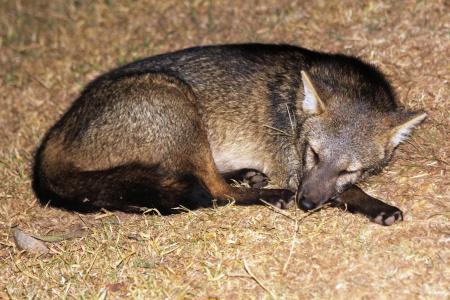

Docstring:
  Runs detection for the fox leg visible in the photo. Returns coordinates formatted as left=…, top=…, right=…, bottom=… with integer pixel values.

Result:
left=333, top=186, right=403, bottom=226
left=192, top=151, right=294, bottom=208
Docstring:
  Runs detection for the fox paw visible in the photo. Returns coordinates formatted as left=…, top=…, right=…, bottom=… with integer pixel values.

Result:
left=371, top=208, right=403, bottom=226
left=243, top=171, right=269, bottom=188
left=272, top=198, right=295, bottom=209
left=261, top=189, right=295, bottom=209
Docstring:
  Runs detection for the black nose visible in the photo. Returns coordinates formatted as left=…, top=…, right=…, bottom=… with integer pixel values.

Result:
left=299, top=197, right=316, bottom=211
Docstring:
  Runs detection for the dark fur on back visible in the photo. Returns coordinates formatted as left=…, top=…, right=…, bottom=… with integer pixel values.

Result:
left=96, top=43, right=398, bottom=129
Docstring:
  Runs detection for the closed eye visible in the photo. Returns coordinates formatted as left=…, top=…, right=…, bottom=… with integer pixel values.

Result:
left=338, top=170, right=359, bottom=176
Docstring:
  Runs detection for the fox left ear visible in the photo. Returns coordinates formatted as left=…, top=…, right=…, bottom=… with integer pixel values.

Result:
left=389, top=112, right=427, bottom=148
left=301, top=71, right=326, bottom=115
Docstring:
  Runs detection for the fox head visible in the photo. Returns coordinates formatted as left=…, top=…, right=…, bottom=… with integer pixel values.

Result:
left=297, top=71, right=426, bottom=210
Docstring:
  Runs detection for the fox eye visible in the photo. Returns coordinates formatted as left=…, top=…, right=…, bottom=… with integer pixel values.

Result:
left=338, top=170, right=359, bottom=176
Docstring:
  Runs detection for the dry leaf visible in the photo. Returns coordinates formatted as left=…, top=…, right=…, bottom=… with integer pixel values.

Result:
left=13, top=228, right=49, bottom=255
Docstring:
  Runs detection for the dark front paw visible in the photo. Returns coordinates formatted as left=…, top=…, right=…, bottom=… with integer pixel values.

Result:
left=243, top=170, right=269, bottom=188
left=260, top=189, right=295, bottom=209
left=371, top=207, right=403, bottom=226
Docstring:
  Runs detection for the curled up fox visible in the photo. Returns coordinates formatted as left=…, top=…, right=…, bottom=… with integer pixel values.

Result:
left=33, top=44, right=426, bottom=226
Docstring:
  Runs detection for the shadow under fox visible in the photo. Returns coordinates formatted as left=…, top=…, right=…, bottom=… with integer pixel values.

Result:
left=33, top=44, right=426, bottom=225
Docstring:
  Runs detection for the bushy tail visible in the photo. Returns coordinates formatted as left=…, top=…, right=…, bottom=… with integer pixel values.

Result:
left=32, top=158, right=200, bottom=214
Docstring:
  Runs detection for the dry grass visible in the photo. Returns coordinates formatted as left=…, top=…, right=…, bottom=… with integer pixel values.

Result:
left=0, top=0, right=449, bottom=298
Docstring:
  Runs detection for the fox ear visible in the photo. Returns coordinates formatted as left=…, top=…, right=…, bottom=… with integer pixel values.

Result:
left=301, top=71, right=326, bottom=115
left=389, top=112, right=427, bottom=148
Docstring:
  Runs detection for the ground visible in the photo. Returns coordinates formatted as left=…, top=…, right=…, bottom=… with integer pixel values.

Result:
left=0, top=0, right=449, bottom=299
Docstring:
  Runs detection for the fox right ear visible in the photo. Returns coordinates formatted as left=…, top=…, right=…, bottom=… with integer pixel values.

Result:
left=389, top=112, right=427, bottom=148
left=301, top=71, right=326, bottom=115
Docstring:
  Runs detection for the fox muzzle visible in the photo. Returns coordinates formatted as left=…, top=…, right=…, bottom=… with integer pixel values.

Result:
left=299, top=162, right=337, bottom=211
